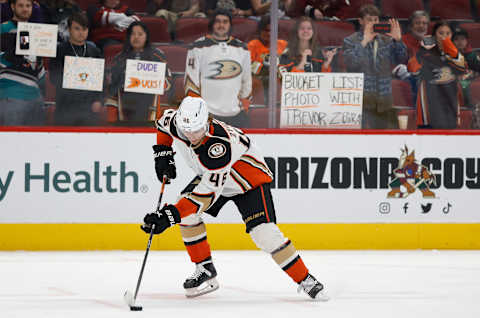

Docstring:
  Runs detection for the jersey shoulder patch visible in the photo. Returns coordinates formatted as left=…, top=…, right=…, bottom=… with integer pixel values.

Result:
left=194, top=136, right=231, bottom=170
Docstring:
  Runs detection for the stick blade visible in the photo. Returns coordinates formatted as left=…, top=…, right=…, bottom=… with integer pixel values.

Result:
left=124, top=290, right=135, bottom=307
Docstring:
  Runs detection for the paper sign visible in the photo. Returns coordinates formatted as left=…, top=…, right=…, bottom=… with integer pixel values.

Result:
left=15, top=22, right=58, bottom=57
left=123, top=59, right=166, bottom=95
left=280, top=72, right=364, bottom=129
left=62, top=56, right=105, bottom=92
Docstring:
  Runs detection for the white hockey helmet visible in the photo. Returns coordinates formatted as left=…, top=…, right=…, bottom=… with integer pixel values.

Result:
left=176, top=96, right=210, bottom=133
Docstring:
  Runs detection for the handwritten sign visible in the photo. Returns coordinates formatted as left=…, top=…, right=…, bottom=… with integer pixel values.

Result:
left=62, top=56, right=105, bottom=91
left=280, top=72, right=364, bottom=129
left=124, top=59, right=166, bottom=95
left=15, top=22, right=58, bottom=57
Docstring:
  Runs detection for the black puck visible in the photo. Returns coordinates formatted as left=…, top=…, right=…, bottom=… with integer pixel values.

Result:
left=130, top=306, right=143, bottom=311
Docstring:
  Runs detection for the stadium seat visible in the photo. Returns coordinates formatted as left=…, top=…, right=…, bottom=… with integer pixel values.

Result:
left=103, top=44, right=123, bottom=68
left=429, top=0, right=474, bottom=20
left=334, top=0, right=374, bottom=20
left=175, top=17, right=209, bottom=43
left=392, top=79, right=415, bottom=107
left=278, top=19, right=295, bottom=40
left=140, top=17, right=170, bottom=43
left=155, top=44, right=188, bottom=74
left=315, top=21, right=355, bottom=47
left=458, top=22, right=480, bottom=48
left=232, top=18, right=258, bottom=42
left=380, top=0, right=424, bottom=19
left=77, top=0, right=146, bottom=13
left=172, top=75, right=185, bottom=104
left=252, top=78, right=267, bottom=107
left=77, top=0, right=98, bottom=11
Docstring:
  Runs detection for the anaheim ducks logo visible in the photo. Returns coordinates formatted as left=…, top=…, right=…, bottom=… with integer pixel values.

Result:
left=127, top=77, right=141, bottom=88
left=430, top=67, right=456, bottom=85
left=208, top=143, right=227, bottom=158
left=207, top=60, right=242, bottom=80
left=78, top=72, right=88, bottom=82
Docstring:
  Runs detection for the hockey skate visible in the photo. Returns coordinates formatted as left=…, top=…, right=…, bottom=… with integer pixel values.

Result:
left=297, top=273, right=329, bottom=301
left=184, top=261, right=219, bottom=298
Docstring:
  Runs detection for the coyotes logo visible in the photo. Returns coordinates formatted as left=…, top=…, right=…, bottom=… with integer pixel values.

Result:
left=387, top=145, right=436, bottom=198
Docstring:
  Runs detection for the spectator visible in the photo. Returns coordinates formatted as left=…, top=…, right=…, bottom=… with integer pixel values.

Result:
left=40, top=0, right=82, bottom=42
left=343, top=4, right=407, bottom=129
left=49, top=11, right=104, bottom=126
left=248, top=16, right=287, bottom=77
left=287, top=0, right=348, bottom=20
left=105, top=21, right=173, bottom=125
left=206, top=0, right=292, bottom=18
left=453, top=27, right=479, bottom=108
left=145, top=0, right=206, bottom=34
left=279, top=16, right=338, bottom=74
left=0, top=0, right=45, bottom=125
left=403, top=10, right=430, bottom=70
left=185, top=9, right=251, bottom=127
left=1, top=0, right=45, bottom=23
left=87, top=0, right=139, bottom=51
left=248, top=15, right=287, bottom=105
left=410, top=21, right=467, bottom=129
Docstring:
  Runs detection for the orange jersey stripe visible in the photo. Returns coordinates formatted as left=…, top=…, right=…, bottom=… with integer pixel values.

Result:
left=156, top=130, right=173, bottom=146
left=232, top=160, right=273, bottom=189
left=175, top=197, right=199, bottom=218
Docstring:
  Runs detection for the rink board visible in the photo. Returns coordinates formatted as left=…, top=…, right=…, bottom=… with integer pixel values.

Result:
left=0, top=129, right=479, bottom=249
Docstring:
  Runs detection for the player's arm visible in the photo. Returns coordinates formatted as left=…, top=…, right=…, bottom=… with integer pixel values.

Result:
left=152, top=110, right=176, bottom=182
left=239, top=48, right=253, bottom=112
left=184, top=46, right=201, bottom=97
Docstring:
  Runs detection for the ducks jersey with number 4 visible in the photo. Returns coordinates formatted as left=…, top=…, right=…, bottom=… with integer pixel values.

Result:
left=155, top=109, right=273, bottom=218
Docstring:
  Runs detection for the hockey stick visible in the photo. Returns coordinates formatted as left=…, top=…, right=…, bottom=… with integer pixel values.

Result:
left=124, top=177, right=168, bottom=311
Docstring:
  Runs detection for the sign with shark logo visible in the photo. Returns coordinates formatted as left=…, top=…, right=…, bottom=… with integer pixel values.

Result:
left=124, top=59, right=165, bottom=95
left=62, top=56, right=105, bottom=91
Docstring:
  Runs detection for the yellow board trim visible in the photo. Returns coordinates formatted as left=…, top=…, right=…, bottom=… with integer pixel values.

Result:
left=0, top=224, right=479, bottom=250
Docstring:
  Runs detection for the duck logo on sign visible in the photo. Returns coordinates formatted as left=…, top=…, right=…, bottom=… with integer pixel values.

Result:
left=78, top=72, right=88, bottom=82
left=387, top=145, right=436, bottom=198
left=208, top=143, right=226, bottom=159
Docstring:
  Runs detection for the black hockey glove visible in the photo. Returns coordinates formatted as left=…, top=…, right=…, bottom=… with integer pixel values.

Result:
left=141, top=204, right=181, bottom=235
left=153, top=145, right=176, bottom=182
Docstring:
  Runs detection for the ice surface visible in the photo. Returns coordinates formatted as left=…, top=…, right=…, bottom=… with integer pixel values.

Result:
left=1, top=250, right=479, bottom=318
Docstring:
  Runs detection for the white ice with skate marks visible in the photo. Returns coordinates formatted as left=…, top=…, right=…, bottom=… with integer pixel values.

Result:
left=1, top=250, right=480, bottom=318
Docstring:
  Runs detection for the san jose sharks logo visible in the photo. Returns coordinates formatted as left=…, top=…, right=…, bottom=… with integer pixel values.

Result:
left=387, top=145, right=436, bottom=198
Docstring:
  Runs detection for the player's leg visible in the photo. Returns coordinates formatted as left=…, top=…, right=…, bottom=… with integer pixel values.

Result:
left=234, top=183, right=329, bottom=300
left=178, top=177, right=230, bottom=297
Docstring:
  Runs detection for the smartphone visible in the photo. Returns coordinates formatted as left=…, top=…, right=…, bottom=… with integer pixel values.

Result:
left=373, top=23, right=391, bottom=34
left=19, top=31, right=30, bottom=50
left=422, top=36, right=436, bottom=46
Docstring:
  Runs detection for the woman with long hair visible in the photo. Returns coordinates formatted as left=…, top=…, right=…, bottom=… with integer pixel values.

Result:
left=410, top=21, right=467, bottom=129
left=278, top=16, right=337, bottom=74
left=106, top=21, right=173, bottom=125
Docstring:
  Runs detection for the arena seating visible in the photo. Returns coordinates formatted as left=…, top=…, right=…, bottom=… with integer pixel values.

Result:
left=156, top=44, right=188, bottom=74
left=380, top=0, right=424, bottom=19
left=139, top=17, right=170, bottom=43
left=77, top=0, right=147, bottom=13
left=232, top=18, right=258, bottom=43
left=174, top=17, right=209, bottom=43
left=392, top=80, right=415, bottom=108
left=334, top=0, right=374, bottom=20
left=429, top=0, right=474, bottom=20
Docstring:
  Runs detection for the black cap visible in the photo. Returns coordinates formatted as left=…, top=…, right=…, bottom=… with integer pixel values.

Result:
left=452, top=27, right=469, bottom=40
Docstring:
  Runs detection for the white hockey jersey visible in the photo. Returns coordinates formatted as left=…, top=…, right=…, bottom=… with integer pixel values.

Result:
left=184, top=35, right=252, bottom=117
left=155, top=109, right=273, bottom=218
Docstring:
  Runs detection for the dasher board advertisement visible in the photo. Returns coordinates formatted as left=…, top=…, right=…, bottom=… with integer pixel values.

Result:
left=280, top=72, right=363, bottom=129
left=0, top=132, right=478, bottom=223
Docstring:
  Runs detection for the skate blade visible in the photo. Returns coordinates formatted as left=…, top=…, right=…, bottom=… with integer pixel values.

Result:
left=313, top=290, right=330, bottom=302
left=185, top=278, right=219, bottom=298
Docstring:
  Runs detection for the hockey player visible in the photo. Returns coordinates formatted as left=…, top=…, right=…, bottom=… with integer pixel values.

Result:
left=184, top=9, right=252, bottom=128
left=141, top=96, right=329, bottom=301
